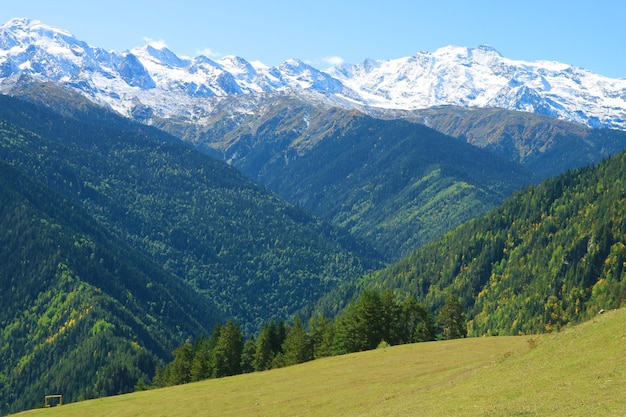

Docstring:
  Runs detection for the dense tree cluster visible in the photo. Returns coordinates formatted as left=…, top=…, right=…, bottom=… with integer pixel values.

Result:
left=328, top=151, right=626, bottom=335
left=0, top=93, right=380, bottom=336
left=0, top=161, right=220, bottom=415
left=199, top=108, right=533, bottom=261
left=154, top=289, right=467, bottom=388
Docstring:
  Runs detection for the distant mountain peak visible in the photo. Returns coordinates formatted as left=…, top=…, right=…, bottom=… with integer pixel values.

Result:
left=218, top=55, right=251, bottom=67
left=475, top=44, right=500, bottom=53
left=1, top=17, right=75, bottom=43
left=2, top=17, right=49, bottom=30
left=1, top=18, right=625, bottom=130
left=134, top=43, right=191, bottom=68
left=280, top=58, right=310, bottom=70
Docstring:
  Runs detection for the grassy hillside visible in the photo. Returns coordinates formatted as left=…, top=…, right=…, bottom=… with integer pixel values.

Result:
left=14, top=308, right=625, bottom=417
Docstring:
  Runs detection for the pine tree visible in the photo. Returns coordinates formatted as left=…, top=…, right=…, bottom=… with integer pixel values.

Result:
left=212, top=320, right=243, bottom=378
left=437, top=294, right=467, bottom=340
left=190, top=337, right=213, bottom=382
left=331, top=301, right=363, bottom=354
left=308, top=314, right=334, bottom=359
left=167, top=342, right=194, bottom=385
left=399, top=297, right=435, bottom=343
left=282, top=316, right=313, bottom=366
left=240, top=337, right=256, bottom=374
left=379, top=289, right=402, bottom=345
left=356, top=289, right=385, bottom=349
left=152, top=364, right=166, bottom=388
left=253, top=325, right=275, bottom=371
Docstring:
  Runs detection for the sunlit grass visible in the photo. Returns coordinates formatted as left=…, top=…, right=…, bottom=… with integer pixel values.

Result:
left=15, top=308, right=625, bottom=417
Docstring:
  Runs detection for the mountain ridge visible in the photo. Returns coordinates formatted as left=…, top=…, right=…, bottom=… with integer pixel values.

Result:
left=1, top=17, right=625, bottom=130
left=0, top=93, right=380, bottom=334
left=0, top=158, right=223, bottom=415
left=14, top=78, right=626, bottom=264
left=171, top=96, right=535, bottom=261
left=313, top=148, right=626, bottom=335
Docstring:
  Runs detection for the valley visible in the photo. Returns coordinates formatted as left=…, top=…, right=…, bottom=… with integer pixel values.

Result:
left=1, top=17, right=626, bottom=415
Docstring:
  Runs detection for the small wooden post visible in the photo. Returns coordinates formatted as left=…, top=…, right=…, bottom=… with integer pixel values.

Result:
left=44, top=394, right=63, bottom=407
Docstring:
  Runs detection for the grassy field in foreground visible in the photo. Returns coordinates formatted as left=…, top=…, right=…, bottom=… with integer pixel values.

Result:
left=15, top=308, right=625, bottom=417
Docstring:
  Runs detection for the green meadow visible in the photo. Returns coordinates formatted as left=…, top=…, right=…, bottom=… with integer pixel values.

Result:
left=15, top=308, right=625, bottom=417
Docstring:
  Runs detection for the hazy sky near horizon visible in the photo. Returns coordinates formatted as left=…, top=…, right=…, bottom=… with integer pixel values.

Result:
left=1, top=1, right=624, bottom=78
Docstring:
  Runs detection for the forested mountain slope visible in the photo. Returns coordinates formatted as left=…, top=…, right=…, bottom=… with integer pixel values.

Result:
left=251, top=113, right=534, bottom=261
left=403, top=106, right=626, bottom=179
left=0, top=93, right=380, bottom=334
left=0, top=161, right=221, bottom=415
left=17, top=83, right=626, bottom=264
left=156, top=94, right=534, bottom=261
left=317, top=150, right=626, bottom=334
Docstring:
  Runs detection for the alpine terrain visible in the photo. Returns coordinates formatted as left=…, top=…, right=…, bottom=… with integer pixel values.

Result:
left=2, top=15, right=626, bottom=416
left=5, top=17, right=626, bottom=259
left=0, top=17, right=625, bottom=130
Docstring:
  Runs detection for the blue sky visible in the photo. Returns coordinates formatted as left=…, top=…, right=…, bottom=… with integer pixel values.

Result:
left=1, top=0, right=624, bottom=78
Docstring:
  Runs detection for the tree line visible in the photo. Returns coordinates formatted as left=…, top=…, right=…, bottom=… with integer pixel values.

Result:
left=153, top=289, right=466, bottom=387
left=341, top=150, right=626, bottom=336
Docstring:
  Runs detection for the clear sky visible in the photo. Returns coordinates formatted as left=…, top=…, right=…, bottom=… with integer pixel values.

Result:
left=1, top=0, right=624, bottom=78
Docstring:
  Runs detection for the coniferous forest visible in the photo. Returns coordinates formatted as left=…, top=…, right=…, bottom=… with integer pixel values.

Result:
left=0, top=93, right=379, bottom=332
left=333, top=151, right=626, bottom=335
left=1, top=86, right=626, bottom=414
left=157, top=147, right=626, bottom=389
left=0, top=93, right=376, bottom=414
left=0, top=160, right=220, bottom=412
left=154, top=288, right=462, bottom=388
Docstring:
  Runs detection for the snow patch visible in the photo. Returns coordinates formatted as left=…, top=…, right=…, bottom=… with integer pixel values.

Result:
left=0, top=19, right=625, bottom=130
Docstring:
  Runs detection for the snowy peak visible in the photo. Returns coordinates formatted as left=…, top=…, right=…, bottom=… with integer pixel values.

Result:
left=215, top=55, right=262, bottom=89
left=218, top=55, right=256, bottom=74
left=430, top=44, right=502, bottom=65
left=131, top=43, right=191, bottom=68
left=0, top=18, right=625, bottom=130
left=327, top=45, right=626, bottom=128
left=0, top=17, right=120, bottom=85
left=118, top=52, right=156, bottom=89
left=0, top=17, right=73, bottom=42
left=0, top=17, right=89, bottom=60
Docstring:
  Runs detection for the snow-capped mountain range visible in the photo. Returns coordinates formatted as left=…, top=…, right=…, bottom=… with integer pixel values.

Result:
left=1, top=17, right=626, bottom=130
